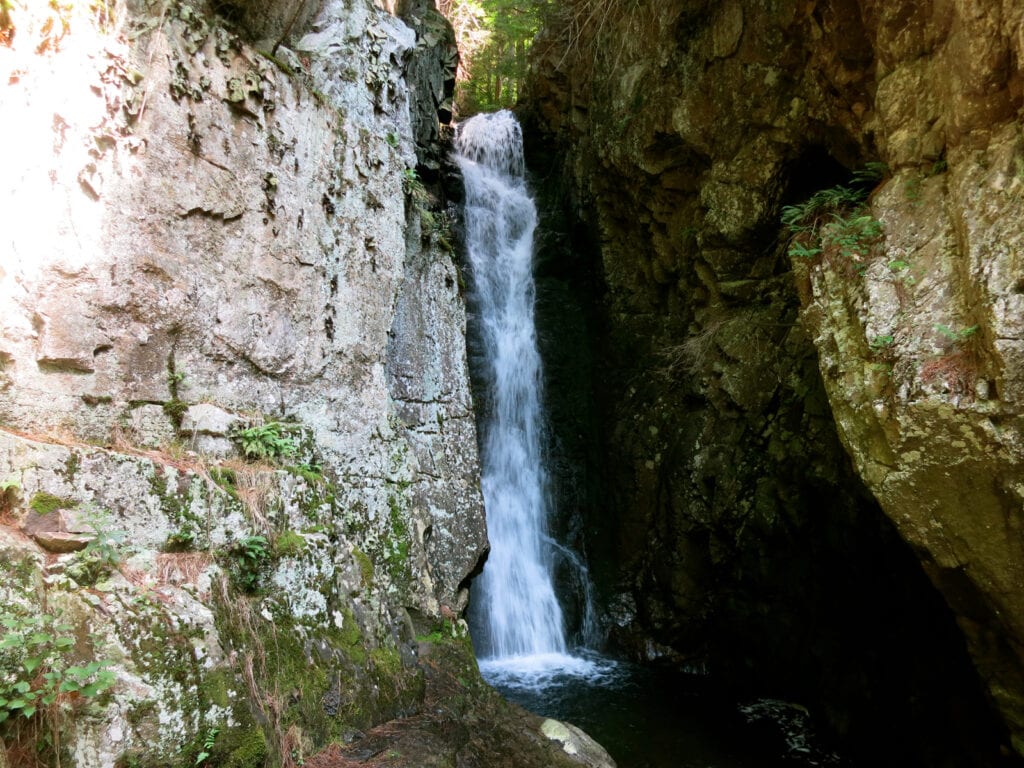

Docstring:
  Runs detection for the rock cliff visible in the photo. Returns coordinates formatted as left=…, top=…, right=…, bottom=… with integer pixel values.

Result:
left=527, top=0, right=1024, bottom=762
left=0, top=1, right=603, bottom=765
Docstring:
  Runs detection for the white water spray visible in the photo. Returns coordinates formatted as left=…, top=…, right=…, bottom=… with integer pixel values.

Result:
left=455, top=111, right=610, bottom=686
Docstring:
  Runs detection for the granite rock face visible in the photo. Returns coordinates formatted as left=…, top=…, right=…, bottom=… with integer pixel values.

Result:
left=0, top=0, right=489, bottom=763
left=528, top=0, right=1024, bottom=760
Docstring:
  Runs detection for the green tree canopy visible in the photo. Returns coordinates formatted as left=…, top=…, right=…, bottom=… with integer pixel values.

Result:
left=440, top=0, right=551, bottom=116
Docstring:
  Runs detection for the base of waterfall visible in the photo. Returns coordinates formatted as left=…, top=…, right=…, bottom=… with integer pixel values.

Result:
left=485, top=656, right=844, bottom=767
left=478, top=649, right=622, bottom=692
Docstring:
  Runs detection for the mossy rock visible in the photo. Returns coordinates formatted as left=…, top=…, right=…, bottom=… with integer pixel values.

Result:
left=352, top=547, right=374, bottom=588
left=273, top=529, right=306, bottom=558
left=29, top=491, right=76, bottom=515
left=211, top=726, right=269, bottom=768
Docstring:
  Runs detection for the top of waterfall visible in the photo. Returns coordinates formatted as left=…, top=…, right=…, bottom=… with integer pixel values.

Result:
left=454, top=110, right=526, bottom=179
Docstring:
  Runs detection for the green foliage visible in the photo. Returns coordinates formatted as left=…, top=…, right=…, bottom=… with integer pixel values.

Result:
left=227, top=535, right=271, bottom=593
left=787, top=241, right=822, bottom=260
left=285, top=463, right=322, bottom=484
left=402, top=167, right=428, bottom=203
left=0, top=609, right=114, bottom=726
left=67, top=507, right=126, bottom=586
left=165, top=355, right=188, bottom=428
left=29, top=491, right=74, bottom=516
left=272, top=530, right=306, bottom=558
left=384, top=496, right=411, bottom=585
left=904, top=175, right=922, bottom=203
left=195, top=727, right=219, bottom=765
left=210, top=466, right=238, bottom=492
left=232, top=422, right=298, bottom=462
left=352, top=547, right=374, bottom=589
left=443, top=0, right=551, bottom=114
left=851, top=161, right=890, bottom=184
left=870, top=334, right=895, bottom=350
left=384, top=132, right=400, bottom=148
left=781, top=170, right=885, bottom=269
left=936, top=323, right=979, bottom=344
left=885, top=259, right=918, bottom=295
left=164, top=398, right=189, bottom=429
left=164, top=528, right=196, bottom=552
left=780, top=184, right=866, bottom=235
left=826, top=212, right=883, bottom=260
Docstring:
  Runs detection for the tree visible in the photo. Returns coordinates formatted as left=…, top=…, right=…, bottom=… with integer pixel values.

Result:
left=440, top=0, right=551, bottom=116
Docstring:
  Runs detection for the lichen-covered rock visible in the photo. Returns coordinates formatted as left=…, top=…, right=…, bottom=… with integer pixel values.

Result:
left=0, top=0, right=490, bottom=764
left=527, top=0, right=1023, bottom=761
left=540, top=719, right=616, bottom=768
left=303, top=632, right=615, bottom=768
left=796, top=97, right=1024, bottom=756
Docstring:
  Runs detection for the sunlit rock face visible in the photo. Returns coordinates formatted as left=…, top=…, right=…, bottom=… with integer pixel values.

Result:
left=527, top=0, right=1024, bottom=761
left=0, top=0, right=486, bottom=763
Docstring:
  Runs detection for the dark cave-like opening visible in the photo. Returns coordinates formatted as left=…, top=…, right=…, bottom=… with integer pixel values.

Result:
left=779, top=145, right=858, bottom=207
left=521, top=126, right=1018, bottom=766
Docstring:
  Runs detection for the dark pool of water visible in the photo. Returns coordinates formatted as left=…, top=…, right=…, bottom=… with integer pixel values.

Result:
left=484, top=654, right=843, bottom=768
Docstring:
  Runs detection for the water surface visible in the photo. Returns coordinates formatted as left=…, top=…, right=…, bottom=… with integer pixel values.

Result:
left=484, top=654, right=842, bottom=768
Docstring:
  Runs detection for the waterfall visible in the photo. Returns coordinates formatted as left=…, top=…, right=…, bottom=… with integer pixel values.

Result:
left=455, top=109, right=617, bottom=693
left=455, top=110, right=568, bottom=661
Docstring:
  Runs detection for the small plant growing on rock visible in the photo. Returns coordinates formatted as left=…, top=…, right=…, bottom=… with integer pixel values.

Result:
left=227, top=534, right=271, bottom=593
left=935, top=323, right=979, bottom=344
left=869, top=334, right=895, bottom=351
left=164, top=528, right=196, bottom=552
left=826, top=212, right=883, bottom=265
left=787, top=241, right=822, bottom=260
left=232, top=422, right=298, bottom=462
left=781, top=166, right=886, bottom=272
left=29, top=491, right=74, bottom=516
left=402, top=167, right=429, bottom=205
left=195, top=726, right=219, bottom=765
left=66, top=507, right=126, bottom=586
left=272, top=529, right=306, bottom=558
left=781, top=185, right=865, bottom=236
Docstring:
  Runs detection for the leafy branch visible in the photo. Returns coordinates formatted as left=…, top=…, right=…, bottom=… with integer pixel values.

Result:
left=0, top=611, right=114, bottom=725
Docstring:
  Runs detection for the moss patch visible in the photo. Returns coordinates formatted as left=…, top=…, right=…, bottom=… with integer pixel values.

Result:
left=383, top=492, right=411, bottom=587
left=213, top=726, right=269, bottom=768
left=273, top=529, right=306, bottom=558
left=211, top=588, right=424, bottom=761
left=352, top=547, right=374, bottom=588
left=29, top=491, right=76, bottom=515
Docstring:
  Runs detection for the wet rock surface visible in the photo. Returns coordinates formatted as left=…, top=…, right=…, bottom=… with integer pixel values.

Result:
left=526, top=0, right=1024, bottom=762
left=304, top=637, right=614, bottom=768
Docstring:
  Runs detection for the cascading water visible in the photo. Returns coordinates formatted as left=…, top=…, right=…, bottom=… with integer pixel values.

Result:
left=451, top=112, right=846, bottom=767
left=455, top=110, right=602, bottom=685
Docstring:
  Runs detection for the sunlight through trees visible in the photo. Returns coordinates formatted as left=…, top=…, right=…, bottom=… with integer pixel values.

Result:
left=438, top=0, right=549, bottom=115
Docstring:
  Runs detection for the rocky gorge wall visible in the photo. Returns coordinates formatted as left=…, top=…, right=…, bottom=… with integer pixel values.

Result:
left=0, top=2, right=614, bottom=766
left=526, top=0, right=1024, bottom=763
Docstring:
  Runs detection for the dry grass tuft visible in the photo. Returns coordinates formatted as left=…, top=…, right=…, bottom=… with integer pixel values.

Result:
left=217, top=458, right=278, bottom=534
left=920, top=350, right=978, bottom=398
left=156, top=552, right=213, bottom=586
